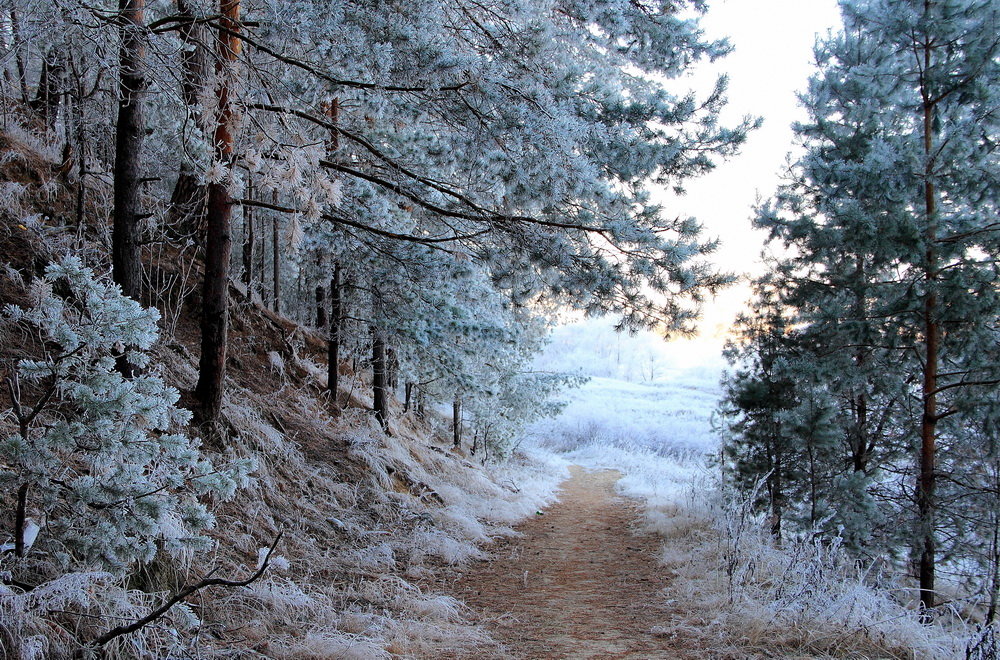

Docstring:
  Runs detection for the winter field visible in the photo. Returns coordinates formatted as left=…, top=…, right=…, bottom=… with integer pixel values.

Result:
left=519, top=319, right=975, bottom=658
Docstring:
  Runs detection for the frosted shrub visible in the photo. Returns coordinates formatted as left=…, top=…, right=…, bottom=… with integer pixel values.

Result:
left=712, top=486, right=965, bottom=657
left=1, top=257, right=251, bottom=569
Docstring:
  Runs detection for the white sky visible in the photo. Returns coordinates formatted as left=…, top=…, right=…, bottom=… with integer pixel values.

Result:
left=662, top=0, right=842, bottom=345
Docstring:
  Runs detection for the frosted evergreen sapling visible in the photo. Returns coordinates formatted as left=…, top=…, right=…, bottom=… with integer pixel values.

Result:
left=1, top=258, right=251, bottom=570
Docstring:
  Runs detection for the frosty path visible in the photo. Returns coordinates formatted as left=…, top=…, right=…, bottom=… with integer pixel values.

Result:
left=442, top=465, right=688, bottom=659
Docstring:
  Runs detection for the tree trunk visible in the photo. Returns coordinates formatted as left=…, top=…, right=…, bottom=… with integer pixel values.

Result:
left=69, top=59, right=87, bottom=242
left=917, top=33, right=939, bottom=613
left=241, top=179, right=254, bottom=289
left=112, top=0, right=146, bottom=307
left=851, top=270, right=871, bottom=474
left=372, top=329, right=387, bottom=429
left=315, top=284, right=326, bottom=328
left=988, top=520, right=999, bottom=624
left=165, top=0, right=208, bottom=241
left=295, top=265, right=304, bottom=323
left=327, top=263, right=341, bottom=400
left=416, top=388, right=425, bottom=419
left=194, top=0, right=240, bottom=426
left=403, top=382, right=413, bottom=413
left=322, top=98, right=340, bottom=393
left=770, top=439, right=783, bottom=541
left=9, top=9, right=27, bottom=103
left=14, top=483, right=27, bottom=558
left=452, top=397, right=462, bottom=449
left=31, top=48, right=64, bottom=131
left=387, top=348, right=398, bottom=390
left=272, top=197, right=281, bottom=314
left=112, top=0, right=147, bottom=379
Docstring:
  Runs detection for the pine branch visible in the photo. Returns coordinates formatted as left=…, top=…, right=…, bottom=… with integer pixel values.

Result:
left=211, top=22, right=470, bottom=94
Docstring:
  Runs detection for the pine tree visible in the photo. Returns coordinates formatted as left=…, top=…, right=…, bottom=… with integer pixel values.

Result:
left=112, top=0, right=146, bottom=307
left=749, top=0, right=1000, bottom=611
left=2, top=258, right=249, bottom=569
left=194, top=0, right=241, bottom=427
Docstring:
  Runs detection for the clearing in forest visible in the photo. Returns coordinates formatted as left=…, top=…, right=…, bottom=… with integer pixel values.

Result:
left=440, top=465, right=703, bottom=659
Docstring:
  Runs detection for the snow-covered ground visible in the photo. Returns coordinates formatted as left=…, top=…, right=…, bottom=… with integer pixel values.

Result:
left=525, top=318, right=724, bottom=501
left=522, top=319, right=970, bottom=658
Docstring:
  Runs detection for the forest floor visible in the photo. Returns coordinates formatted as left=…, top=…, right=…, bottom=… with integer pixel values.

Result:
left=436, top=465, right=705, bottom=659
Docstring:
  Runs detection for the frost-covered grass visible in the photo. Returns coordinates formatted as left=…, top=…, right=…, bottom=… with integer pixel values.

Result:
left=193, top=386, right=568, bottom=659
left=0, top=292, right=568, bottom=658
left=526, top=320, right=975, bottom=658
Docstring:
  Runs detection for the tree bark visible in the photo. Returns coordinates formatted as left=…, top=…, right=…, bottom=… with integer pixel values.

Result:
left=327, top=263, right=341, bottom=400
left=31, top=48, right=64, bottom=131
left=917, top=26, right=939, bottom=613
left=322, top=98, right=341, bottom=394
left=770, top=435, right=783, bottom=541
left=14, top=483, right=27, bottom=558
left=112, top=0, right=146, bottom=305
left=165, top=0, right=210, bottom=241
left=372, top=329, right=387, bottom=429
left=315, top=284, right=326, bottom=328
left=272, top=196, right=280, bottom=314
left=452, top=397, right=462, bottom=449
left=9, top=9, right=27, bottom=103
left=241, top=179, right=254, bottom=288
left=403, top=382, right=413, bottom=413
left=386, top=348, right=398, bottom=391
left=194, top=0, right=241, bottom=426
left=112, top=0, right=147, bottom=380
left=68, top=58, right=87, bottom=242
left=988, top=521, right=999, bottom=624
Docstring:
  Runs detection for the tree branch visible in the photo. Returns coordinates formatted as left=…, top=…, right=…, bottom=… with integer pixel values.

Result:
left=234, top=198, right=490, bottom=245
left=212, top=23, right=469, bottom=93
left=90, top=532, right=283, bottom=649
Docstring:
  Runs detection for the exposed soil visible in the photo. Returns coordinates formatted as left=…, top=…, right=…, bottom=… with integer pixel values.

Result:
left=439, top=465, right=702, bottom=659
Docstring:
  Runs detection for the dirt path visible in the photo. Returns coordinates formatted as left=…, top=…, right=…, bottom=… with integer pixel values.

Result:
left=440, top=465, right=694, bottom=659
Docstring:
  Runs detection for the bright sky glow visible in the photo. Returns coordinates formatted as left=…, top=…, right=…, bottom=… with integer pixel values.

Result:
left=553, top=2, right=843, bottom=369
left=664, top=0, right=842, bottom=346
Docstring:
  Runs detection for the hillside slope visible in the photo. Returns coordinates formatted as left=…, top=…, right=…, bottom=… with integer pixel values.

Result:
left=0, top=134, right=566, bottom=658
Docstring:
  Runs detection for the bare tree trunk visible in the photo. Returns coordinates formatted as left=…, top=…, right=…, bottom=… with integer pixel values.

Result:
left=14, top=483, right=27, bottom=558
left=386, top=348, right=398, bottom=391
left=292, top=264, right=300, bottom=322
left=327, top=262, right=341, bottom=400
left=770, top=440, right=783, bottom=542
left=917, top=33, right=939, bottom=613
left=452, top=397, right=462, bottom=449
left=112, top=0, right=146, bottom=305
left=416, top=387, right=425, bottom=419
left=194, top=0, right=240, bottom=426
left=166, top=0, right=208, bottom=241
left=112, top=0, right=147, bottom=380
left=9, top=9, right=27, bottom=103
left=988, top=520, right=999, bottom=624
left=31, top=48, right=64, bottom=131
left=241, top=180, right=254, bottom=289
left=372, top=329, right=387, bottom=429
left=315, top=284, right=326, bottom=328
left=272, top=196, right=280, bottom=314
left=322, top=98, right=341, bottom=391
left=403, top=382, right=413, bottom=413
left=67, top=57, right=87, bottom=238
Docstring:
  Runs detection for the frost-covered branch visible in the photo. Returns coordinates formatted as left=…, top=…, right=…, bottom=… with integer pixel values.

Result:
left=90, top=532, right=284, bottom=650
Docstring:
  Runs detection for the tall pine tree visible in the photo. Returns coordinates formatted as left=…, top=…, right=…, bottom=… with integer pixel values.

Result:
left=747, top=0, right=1000, bottom=611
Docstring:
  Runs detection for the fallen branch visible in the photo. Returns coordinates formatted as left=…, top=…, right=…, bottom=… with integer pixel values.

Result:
left=88, top=532, right=283, bottom=650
